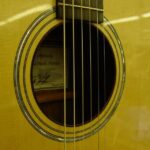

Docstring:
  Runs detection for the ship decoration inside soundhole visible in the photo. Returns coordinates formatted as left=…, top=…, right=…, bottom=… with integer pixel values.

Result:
left=31, top=21, right=116, bottom=126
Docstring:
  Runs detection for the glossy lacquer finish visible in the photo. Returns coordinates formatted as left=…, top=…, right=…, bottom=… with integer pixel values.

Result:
left=0, top=0, right=150, bottom=149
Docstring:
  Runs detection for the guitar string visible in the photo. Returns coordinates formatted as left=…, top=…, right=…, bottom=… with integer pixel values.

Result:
left=103, top=26, right=106, bottom=150
left=80, top=0, right=85, bottom=149
left=96, top=0, right=100, bottom=149
left=72, top=0, right=76, bottom=149
left=63, top=0, right=67, bottom=149
left=89, top=0, right=93, bottom=125
left=81, top=0, right=85, bottom=150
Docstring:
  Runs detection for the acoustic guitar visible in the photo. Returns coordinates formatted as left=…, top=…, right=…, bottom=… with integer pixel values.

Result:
left=0, top=0, right=150, bottom=149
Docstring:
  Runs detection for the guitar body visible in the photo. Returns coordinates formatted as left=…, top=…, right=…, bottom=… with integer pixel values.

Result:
left=0, top=0, right=150, bottom=149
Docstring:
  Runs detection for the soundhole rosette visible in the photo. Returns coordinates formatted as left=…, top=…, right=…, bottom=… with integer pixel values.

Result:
left=14, top=9, right=125, bottom=142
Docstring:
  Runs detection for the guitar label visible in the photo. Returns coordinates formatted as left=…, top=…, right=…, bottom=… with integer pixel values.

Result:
left=32, top=46, right=64, bottom=90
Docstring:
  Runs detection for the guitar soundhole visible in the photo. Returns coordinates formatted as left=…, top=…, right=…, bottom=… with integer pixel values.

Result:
left=31, top=21, right=116, bottom=126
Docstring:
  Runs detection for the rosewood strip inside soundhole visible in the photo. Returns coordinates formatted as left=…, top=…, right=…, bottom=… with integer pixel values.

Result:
left=57, top=0, right=103, bottom=23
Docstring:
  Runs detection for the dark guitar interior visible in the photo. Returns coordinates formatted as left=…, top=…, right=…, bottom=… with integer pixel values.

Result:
left=31, top=21, right=116, bottom=126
